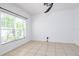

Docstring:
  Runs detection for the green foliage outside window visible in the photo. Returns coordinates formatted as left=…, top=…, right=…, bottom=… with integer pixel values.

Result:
left=1, top=15, right=14, bottom=28
left=0, top=12, right=26, bottom=44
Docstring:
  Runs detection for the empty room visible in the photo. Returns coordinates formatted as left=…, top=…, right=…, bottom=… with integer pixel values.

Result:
left=0, top=3, right=79, bottom=56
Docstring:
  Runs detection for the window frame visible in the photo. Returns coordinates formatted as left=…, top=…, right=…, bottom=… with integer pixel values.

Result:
left=0, top=9, right=27, bottom=45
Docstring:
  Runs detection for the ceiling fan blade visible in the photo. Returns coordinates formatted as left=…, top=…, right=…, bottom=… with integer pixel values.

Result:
left=44, top=3, right=53, bottom=13
left=44, top=6, right=52, bottom=13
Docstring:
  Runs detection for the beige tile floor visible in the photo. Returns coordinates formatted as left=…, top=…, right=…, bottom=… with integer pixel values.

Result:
left=2, top=40, right=79, bottom=56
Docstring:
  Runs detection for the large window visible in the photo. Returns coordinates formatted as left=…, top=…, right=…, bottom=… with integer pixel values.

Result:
left=0, top=12, right=26, bottom=44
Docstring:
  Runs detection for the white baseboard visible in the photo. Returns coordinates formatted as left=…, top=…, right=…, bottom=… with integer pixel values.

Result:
left=32, top=39, right=46, bottom=42
left=32, top=39, right=74, bottom=44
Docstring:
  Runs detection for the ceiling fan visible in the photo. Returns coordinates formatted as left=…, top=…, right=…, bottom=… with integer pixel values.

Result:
left=44, top=3, right=54, bottom=13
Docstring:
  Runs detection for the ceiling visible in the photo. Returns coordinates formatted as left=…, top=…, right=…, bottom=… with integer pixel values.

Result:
left=15, top=3, right=79, bottom=16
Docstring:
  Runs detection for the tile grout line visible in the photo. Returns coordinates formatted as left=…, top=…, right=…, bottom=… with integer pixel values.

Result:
left=33, top=42, right=43, bottom=56
left=45, top=42, right=48, bottom=56
left=54, top=42, right=56, bottom=56
left=62, top=44, right=67, bottom=56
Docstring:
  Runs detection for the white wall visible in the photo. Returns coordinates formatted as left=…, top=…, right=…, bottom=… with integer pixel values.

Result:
left=0, top=4, right=32, bottom=55
left=32, top=9, right=74, bottom=43
left=73, top=6, right=79, bottom=46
